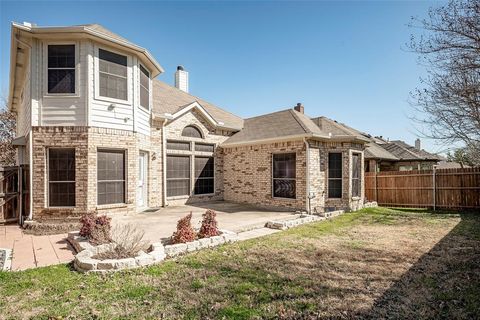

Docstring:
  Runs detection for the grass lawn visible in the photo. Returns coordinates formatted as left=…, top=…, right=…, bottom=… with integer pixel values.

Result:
left=1, top=207, right=479, bottom=319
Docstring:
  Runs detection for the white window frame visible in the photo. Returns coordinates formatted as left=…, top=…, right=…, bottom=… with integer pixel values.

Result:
left=350, top=152, right=362, bottom=199
left=96, top=148, right=127, bottom=206
left=138, top=63, right=151, bottom=111
left=193, top=156, right=215, bottom=196
left=43, top=41, right=80, bottom=97
left=94, top=45, right=132, bottom=105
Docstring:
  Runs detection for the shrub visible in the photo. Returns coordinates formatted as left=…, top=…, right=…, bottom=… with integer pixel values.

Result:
left=79, top=212, right=112, bottom=245
left=93, top=224, right=146, bottom=259
left=171, top=212, right=196, bottom=244
left=198, top=209, right=219, bottom=238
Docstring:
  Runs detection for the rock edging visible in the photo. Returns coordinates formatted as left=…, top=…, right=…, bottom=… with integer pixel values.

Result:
left=68, top=229, right=239, bottom=272
left=265, top=214, right=326, bottom=230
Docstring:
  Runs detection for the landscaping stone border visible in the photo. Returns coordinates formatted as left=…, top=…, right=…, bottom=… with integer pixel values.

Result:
left=68, top=229, right=239, bottom=272
left=68, top=232, right=166, bottom=272
left=0, top=248, right=12, bottom=271
left=164, top=230, right=239, bottom=258
left=265, top=214, right=326, bottom=230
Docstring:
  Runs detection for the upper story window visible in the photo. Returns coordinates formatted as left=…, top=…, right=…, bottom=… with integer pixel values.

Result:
left=182, top=126, right=203, bottom=138
left=48, top=45, right=75, bottom=94
left=99, top=49, right=128, bottom=100
left=139, top=64, right=150, bottom=109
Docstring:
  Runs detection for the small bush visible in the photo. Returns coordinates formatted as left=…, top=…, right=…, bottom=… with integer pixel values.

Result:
left=93, top=224, right=146, bottom=259
left=171, top=212, right=196, bottom=244
left=198, top=209, right=220, bottom=238
left=79, top=212, right=112, bottom=245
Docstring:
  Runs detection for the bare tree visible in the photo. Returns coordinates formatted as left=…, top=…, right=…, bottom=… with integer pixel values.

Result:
left=0, top=99, right=16, bottom=166
left=409, top=0, right=480, bottom=158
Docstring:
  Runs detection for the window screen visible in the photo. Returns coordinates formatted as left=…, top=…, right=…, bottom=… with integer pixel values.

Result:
left=328, top=153, right=343, bottom=198
left=272, top=153, right=296, bottom=198
left=195, top=143, right=215, bottom=153
left=97, top=150, right=125, bottom=205
left=48, top=45, right=75, bottom=93
left=167, top=156, right=190, bottom=197
left=352, top=154, right=361, bottom=197
left=48, top=148, right=75, bottom=206
left=99, top=49, right=128, bottom=100
left=139, top=64, right=150, bottom=109
left=182, top=126, right=202, bottom=138
left=167, top=140, right=190, bottom=151
left=194, top=157, right=214, bottom=195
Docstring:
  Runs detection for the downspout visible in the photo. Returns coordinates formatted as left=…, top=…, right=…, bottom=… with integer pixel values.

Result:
left=304, top=138, right=310, bottom=214
left=162, top=119, right=167, bottom=207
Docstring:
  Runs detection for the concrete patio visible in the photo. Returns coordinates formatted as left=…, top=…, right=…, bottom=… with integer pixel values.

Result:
left=114, top=201, right=297, bottom=243
left=0, top=201, right=297, bottom=271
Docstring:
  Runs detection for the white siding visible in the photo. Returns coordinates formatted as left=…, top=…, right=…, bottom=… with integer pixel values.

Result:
left=40, top=40, right=88, bottom=126
left=17, top=67, right=31, bottom=137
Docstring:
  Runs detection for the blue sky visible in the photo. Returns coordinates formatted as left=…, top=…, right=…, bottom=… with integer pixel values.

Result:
left=0, top=1, right=444, bottom=152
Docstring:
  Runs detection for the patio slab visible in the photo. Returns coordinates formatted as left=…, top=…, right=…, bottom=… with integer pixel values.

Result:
left=113, top=201, right=297, bottom=243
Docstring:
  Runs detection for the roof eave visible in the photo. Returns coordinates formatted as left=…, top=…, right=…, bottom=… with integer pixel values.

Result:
left=11, top=22, right=164, bottom=77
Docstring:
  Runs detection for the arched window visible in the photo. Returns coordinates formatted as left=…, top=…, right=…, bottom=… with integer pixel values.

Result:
left=182, top=125, right=203, bottom=138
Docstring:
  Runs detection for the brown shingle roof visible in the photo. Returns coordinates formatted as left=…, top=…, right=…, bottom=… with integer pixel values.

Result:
left=152, top=80, right=244, bottom=130
left=223, top=109, right=328, bottom=145
left=364, top=142, right=399, bottom=160
left=382, top=140, right=443, bottom=161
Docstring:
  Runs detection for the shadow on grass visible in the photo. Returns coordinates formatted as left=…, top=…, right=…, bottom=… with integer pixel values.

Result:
left=357, top=212, right=480, bottom=319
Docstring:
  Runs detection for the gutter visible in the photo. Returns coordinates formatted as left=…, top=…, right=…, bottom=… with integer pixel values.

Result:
left=161, top=119, right=168, bottom=207
left=221, top=133, right=331, bottom=148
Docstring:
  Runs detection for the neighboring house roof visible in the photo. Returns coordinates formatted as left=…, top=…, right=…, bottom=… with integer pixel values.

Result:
left=152, top=80, right=244, bottom=131
left=223, top=109, right=330, bottom=146
left=364, top=142, right=399, bottom=161
left=436, top=161, right=470, bottom=169
left=382, top=140, right=443, bottom=161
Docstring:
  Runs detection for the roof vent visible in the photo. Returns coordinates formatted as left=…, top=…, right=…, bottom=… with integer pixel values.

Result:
left=294, top=103, right=304, bottom=114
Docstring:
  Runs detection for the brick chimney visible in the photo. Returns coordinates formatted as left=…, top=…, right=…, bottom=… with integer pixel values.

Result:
left=415, top=138, right=421, bottom=150
left=294, top=103, right=304, bottom=114
left=174, top=65, right=189, bottom=93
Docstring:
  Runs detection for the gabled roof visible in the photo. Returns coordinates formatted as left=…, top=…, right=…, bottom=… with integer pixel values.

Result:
left=383, top=140, right=443, bottom=161
left=152, top=80, right=244, bottom=131
left=222, top=109, right=329, bottom=146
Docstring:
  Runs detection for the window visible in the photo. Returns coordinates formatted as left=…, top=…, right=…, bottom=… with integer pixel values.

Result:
left=399, top=165, right=414, bottom=171
left=167, top=156, right=190, bottom=197
left=272, top=153, right=296, bottom=199
left=352, top=153, right=361, bottom=197
left=194, top=157, right=214, bottom=194
left=97, top=150, right=125, bottom=205
left=99, top=49, right=128, bottom=100
left=195, top=143, right=215, bottom=153
left=328, top=153, right=342, bottom=198
left=167, top=140, right=190, bottom=151
left=139, top=64, right=150, bottom=109
left=182, top=126, right=202, bottom=138
left=48, top=45, right=75, bottom=94
left=48, top=149, right=75, bottom=207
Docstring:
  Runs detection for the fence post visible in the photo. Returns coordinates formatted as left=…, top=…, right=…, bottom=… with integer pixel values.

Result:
left=374, top=171, right=378, bottom=202
left=432, top=166, right=437, bottom=211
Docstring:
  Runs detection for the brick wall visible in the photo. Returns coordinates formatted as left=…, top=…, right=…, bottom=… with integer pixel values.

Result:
left=223, top=140, right=307, bottom=211
left=31, top=126, right=164, bottom=219
left=163, top=110, right=231, bottom=206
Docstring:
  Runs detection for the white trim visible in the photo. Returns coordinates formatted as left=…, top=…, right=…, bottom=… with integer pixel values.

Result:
left=138, top=63, right=151, bottom=111
left=170, top=101, right=218, bottom=127
left=11, top=22, right=164, bottom=76
left=93, top=45, right=132, bottom=105
left=42, top=41, right=80, bottom=97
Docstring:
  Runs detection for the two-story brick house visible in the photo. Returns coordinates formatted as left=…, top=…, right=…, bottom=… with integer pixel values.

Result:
left=7, top=22, right=367, bottom=222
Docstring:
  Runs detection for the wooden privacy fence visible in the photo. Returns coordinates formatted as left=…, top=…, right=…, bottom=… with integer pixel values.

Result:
left=365, top=168, right=480, bottom=209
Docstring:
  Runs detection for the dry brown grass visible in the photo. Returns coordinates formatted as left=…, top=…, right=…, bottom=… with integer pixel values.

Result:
left=1, top=207, right=478, bottom=319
